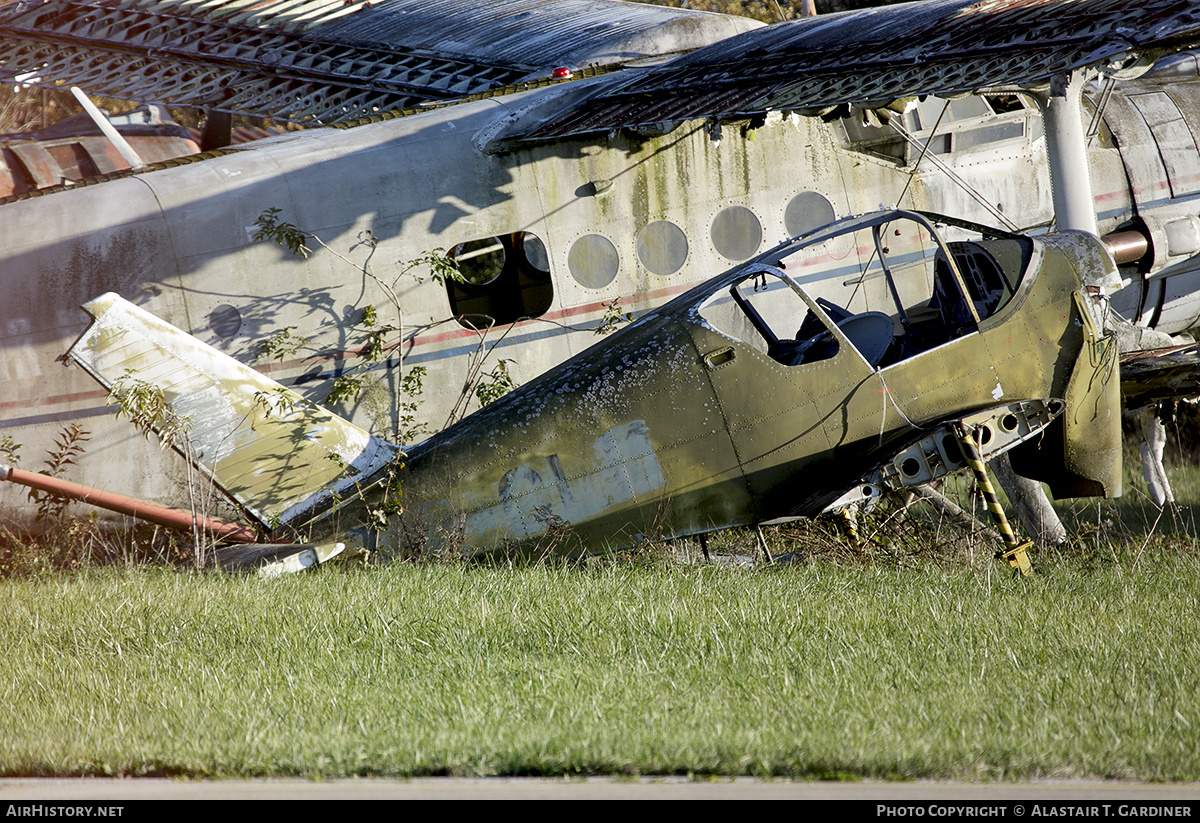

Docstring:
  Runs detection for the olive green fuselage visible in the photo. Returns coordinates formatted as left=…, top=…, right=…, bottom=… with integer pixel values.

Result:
left=362, top=222, right=1102, bottom=557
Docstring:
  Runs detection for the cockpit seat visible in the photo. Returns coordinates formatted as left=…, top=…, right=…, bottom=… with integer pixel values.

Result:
left=788, top=310, right=894, bottom=368
left=836, top=311, right=894, bottom=368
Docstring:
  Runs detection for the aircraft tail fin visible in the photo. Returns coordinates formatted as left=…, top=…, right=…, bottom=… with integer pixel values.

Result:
left=67, top=293, right=397, bottom=528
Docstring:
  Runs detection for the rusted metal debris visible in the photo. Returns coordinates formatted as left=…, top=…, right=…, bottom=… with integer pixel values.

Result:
left=1121, top=343, right=1200, bottom=411
left=0, top=109, right=199, bottom=197
left=0, top=462, right=260, bottom=542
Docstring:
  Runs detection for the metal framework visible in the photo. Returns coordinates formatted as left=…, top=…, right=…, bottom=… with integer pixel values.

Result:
left=0, top=0, right=533, bottom=123
left=514, top=0, right=1200, bottom=141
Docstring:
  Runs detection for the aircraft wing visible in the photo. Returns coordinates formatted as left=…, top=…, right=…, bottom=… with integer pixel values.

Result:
left=1121, top=342, right=1200, bottom=411
left=0, top=0, right=759, bottom=125
left=66, top=293, right=397, bottom=528
left=499, top=0, right=1200, bottom=144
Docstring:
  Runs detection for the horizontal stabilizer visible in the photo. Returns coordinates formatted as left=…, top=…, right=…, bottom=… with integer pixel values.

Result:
left=67, top=293, right=396, bottom=527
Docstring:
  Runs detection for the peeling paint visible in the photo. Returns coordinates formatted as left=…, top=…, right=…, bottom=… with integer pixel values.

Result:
left=67, top=293, right=396, bottom=527
left=461, top=419, right=666, bottom=543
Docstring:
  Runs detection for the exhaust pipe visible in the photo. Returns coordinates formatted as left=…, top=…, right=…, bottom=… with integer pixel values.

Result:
left=1102, top=229, right=1150, bottom=266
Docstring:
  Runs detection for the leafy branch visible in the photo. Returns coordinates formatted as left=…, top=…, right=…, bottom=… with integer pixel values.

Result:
left=251, top=386, right=301, bottom=420
left=476, top=359, right=517, bottom=407
left=252, top=207, right=312, bottom=259
left=27, top=422, right=91, bottom=521
left=0, top=434, right=20, bottom=467
left=595, top=299, right=634, bottom=335
left=107, top=371, right=192, bottom=451
left=253, top=210, right=473, bottom=449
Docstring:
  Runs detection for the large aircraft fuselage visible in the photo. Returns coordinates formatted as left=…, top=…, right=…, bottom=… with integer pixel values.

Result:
left=1, top=72, right=1198, bottom=513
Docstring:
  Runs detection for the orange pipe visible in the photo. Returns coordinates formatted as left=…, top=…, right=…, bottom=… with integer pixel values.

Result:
left=1, top=464, right=260, bottom=543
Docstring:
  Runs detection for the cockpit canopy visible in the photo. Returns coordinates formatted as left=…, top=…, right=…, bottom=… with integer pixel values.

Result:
left=697, top=211, right=1035, bottom=370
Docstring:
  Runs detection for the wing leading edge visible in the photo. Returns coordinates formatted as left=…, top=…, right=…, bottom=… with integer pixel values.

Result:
left=496, top=0, right=1200, bottom=144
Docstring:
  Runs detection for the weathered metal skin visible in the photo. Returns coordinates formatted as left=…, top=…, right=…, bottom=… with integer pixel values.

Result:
left=67, top=292, right=398, bottom=527
left=0, top=0, right=760, bottom=124
left=386, top=312, right=744, bottom=553
left=0, top=73, right=1161, bottom=517
left=498, top=0, right=1200, bottom=144
left=53, top=211, right=1121, bottom=558
left=337, top=212, right=1119, bottom=559
left=0, top=0, right=1195, bottom=521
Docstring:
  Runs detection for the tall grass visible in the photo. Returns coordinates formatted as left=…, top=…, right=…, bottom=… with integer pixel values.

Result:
left=2, top=553, right=1198, bottom=779
left=2, top=424, right=1198, bottom=779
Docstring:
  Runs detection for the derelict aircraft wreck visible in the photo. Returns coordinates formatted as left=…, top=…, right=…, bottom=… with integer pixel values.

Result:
left=63, top=209, right=1119, bottom=573
left=4, top=0, right=1200, bottom=569
left=3, top=0, right=1200, bottom=501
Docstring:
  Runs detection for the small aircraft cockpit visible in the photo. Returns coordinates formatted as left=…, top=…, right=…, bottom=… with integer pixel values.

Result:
left=697, top=212, right=1034, bottom=371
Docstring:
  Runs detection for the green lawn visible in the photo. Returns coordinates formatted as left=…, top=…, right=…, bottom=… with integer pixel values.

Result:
left=2, top=550, right=1198, bottom=779
left=2, top=440, right=1198, bottom=780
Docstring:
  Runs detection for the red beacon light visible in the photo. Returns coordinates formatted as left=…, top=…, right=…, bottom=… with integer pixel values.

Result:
left=551, top=66, right=573, bottom=79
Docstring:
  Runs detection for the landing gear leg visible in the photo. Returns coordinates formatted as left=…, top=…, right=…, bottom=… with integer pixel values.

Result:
left=835, top=506, right=871, bottom=566
left=956, top=423, right=1033, bottom=577
left=989, top=452, right=1067, bottom=546
left=1138, top=405, right=1175, bottom=507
